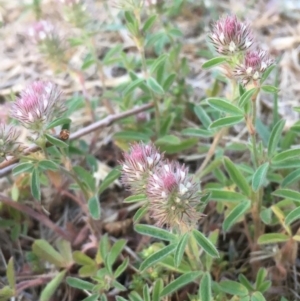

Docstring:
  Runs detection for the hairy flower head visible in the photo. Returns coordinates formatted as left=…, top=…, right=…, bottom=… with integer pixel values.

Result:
left=11, top=81, right=65, bottom=134
left=147, top=161, right=202, bottom=229
left=234, top=49, right=274, bottom=85
left=210, top=15, right=253, bottom=55
left=28, top=20, right=55, bottom=43
left=121, top=142, right=163, bottom=194
left=0, top=123, right=22, bottom=162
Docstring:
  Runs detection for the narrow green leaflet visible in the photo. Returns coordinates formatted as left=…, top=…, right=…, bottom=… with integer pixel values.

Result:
left=163, top=73, right=176, bottom=91
left=98, top=168, right=121, bottom=194
left=123, top=194, right=146, bottom=203
left=152, top=279, right=164, bottom=301
left=267, top=119, right=285, bottom=157
left=272, top=189, right=300, bottom=203
left=66, top=277, right=94, bottom=291
left=133, top=207, right=148, bottom=223
left=6, top=258, right=15, bottom=290
left=202, top=57, right=227, bottom=69
left=46, top=118, right=71, bottom=130
left=147, top=77, right=164, bottom=95
left=257, top=233, right=290, bottom=245
left=207, top=98, right=243, bottom=115
left=194, top=105, right=212, bottom=129
left=251, top=291, right=266, bottom=301
left=40, top=270, right=66, bottom=301
left=219, top=280, right=248, bottom=296
left=181, top=128, right=213, bottom=138
left=223, top=200, right=251, bottom=232
left=160, top=271, right=202, bottom=297
left=156, top=135, right=180, bottom=145
left=238, top=88, right=257, bottom=107
left=209, top=189, right=247, bottom=202
left=272, top=148, right=300, bottom=164
left=261, top=85, right=278, bottom=94
left=88, top=195, right=101, bottom=220
left=223, top=157, right=251, bottom=196
left=123, top=78, right=145, bottom=96
left=260, top=65, right=276, bottom=83
left=31, top=168, right=41, bottom=201
left=134, top=224, right=176, bottom=241
left=192, top=229, right=219, bottom=258
left=12, top=162, right=34, bottom=176
left=285, top=206, right=300, bottom=225
left=174, top=232, right=189, bottom=267
left=142, top=15, right=157, bottom=32
left=45, top=134, right=68, bottom=148
left=140, top=243, right=177, bottom=271
left=252, top=162, right=269, bottom=192
left=39, top=160, right=59, bottom=171
left=209, top=116, right=244, bottom=130
left=200, top=272, right=212, bottom=301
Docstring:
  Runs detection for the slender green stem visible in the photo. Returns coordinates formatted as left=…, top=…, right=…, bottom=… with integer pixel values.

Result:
left=139, top=47, right=161, bottom=135
left=251, top=94, right=259, bottom=168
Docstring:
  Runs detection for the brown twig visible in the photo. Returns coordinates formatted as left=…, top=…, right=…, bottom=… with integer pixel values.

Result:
left=0, top=102, right=154, bottom=177
left=0, top=193, right=70, bottom=241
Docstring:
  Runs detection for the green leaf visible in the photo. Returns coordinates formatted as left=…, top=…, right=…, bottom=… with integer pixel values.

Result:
left=124, top=194, right=146, bottom=203
left=159, top=113, right=175, bottom=136
left=285, top=206, right=300, bottom=225
left=163, top=73, right=176, bottom=91
left=46, top=118, right=71, bottom=130
left=272, top=189, right=300, bottom=203
left=238, top=274, right=253, bottom=291
left=134, top=224, right=176, bottom=241
left=209, top=116, right=244, bottom=130
left=181, top=128, right=213, bottom=138
left=107, top=239, right=126, bottom=268
left=257, top=233, right=290, bottom=245
left=260, top=65, right=276, bottom=83
left=31, top=168, right=41, bottom=201
left=251, top=291, right=266, bottom=301
left=160, top=271, right=202, bottom=297
left=192, top=229, right=219, bottom=258
left=255, top=268, right=268, bottom=290
left=73, top=251, right=95, bottom=265
left=133, top=206, right=148, bottom=223
left=114, top=258, right=129, bottom=278
left=223, top=200, right=251, bottom=231
left=45, top=134, right=68, bottom=148
left=261, top=85, right=278, bottom=94
left=142, top=15, right=157, bottom=32
left=147, top=77, right=164, bottom=95
left=88, top=195, right=101, bottom=220
left=143, top=285, right=151, bottom=301
left=32, top=239, right=65, bottom=268
left=152, top=279, right=163, bottom=301
left=40, top=270, right=66, bottom=301
left=194, top=105, right=212, bottom=129
left=202, top=57, right=227, bottom=69
left=98, top=168, right=121, bottom=194
left=155, top=135, right=180, bottom=145
left=66, top=277, right=94, bottom=291
left=209, top=189, right=247, bottom=202
left=223, top=157, right=251, bottom=196
left=113, top=131, right=150, bottom=142
left=140, top=243, right=177, bottom=271
left=38, top=160, right=59, bottom=171
left=123, top=78, right=145, bottom=96
left=0, top=286, right=14, bottom=300
left=174, top=232, right=189, bottom=267
left=219, top=280, right=248, bottom=296
left=12, top=162, right=34, bottom=176
left=150, top=54, right=167, bottom=75
left=272, top=148, right=300, bottom=164
left=207, top=98, right=243, bottom=115
left=83, top=295, right=101, bottom=301
left=6, top=258, right=15, bottom=290
left=252, top=162, right=269, bottom=192
left=159, top=138, right=198, bottom=154
left=73, top=166, right=95, bottom=192
left=199, top=272, right=212, bottom=301
left=267, top=119, right=285, bottom=157
left=238, top=88, right=258, bottom=107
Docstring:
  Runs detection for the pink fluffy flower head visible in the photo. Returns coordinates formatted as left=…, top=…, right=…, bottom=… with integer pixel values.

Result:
left=28, top=20, right=55, bottom=43
left=121, top=142, right=163, bottom=194
left=11, top=81, right=65, bottom=134
left=0, top=123, right=22, bottom=162
left=147, top=161, right=202, bottom=230
left=234, top=49, right=274, bottom=85
left=210, top=15, right=253, bottom=55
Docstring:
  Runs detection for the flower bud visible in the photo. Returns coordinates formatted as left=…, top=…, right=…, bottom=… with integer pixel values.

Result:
left=210, top=15, right=253, bottom=55
left=28, top=20, right=55, bottom=44
left=10, top=81, right=65, bottom=135
left=147, top=161, right=202, bottom=229
left=234, top=49, right=274, bottom=85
